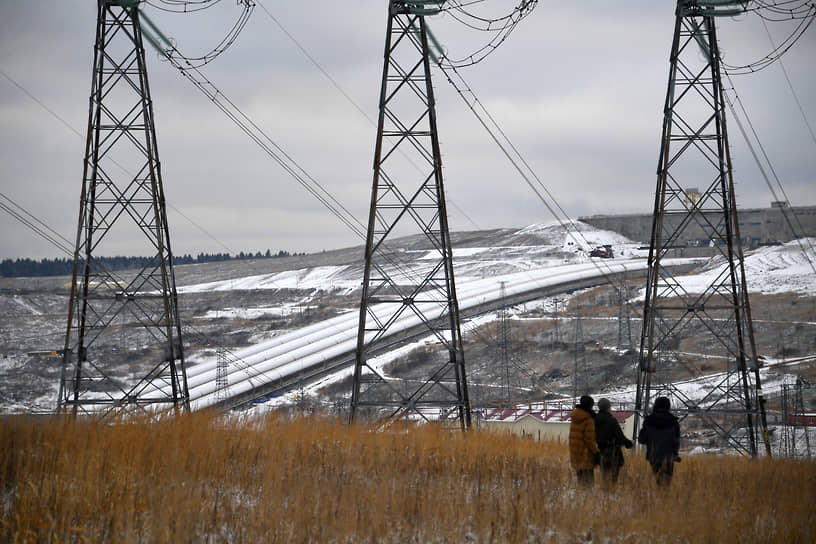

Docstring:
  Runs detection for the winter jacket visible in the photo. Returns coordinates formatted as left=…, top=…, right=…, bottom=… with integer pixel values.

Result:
left=595, top=410, right=633, bottom=467
left=569, top=406, right=600, bottom=470
left=638, top=410, right=680, bottom=466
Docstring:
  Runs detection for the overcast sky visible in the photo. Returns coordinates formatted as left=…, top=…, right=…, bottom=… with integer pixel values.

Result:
left=1, top=1, right=814, bottom=260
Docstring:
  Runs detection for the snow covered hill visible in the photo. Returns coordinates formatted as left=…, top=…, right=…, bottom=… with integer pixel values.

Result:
left=166, top=226, right=816, bottom=418
left=1, top=223, right=814, bottom=426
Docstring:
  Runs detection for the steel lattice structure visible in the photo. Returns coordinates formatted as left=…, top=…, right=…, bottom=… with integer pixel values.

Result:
left=617, top=275, right=633, bottom=350
left=635, top=0, right=770, bottom=456
left=496, top=282, right=512, bottom=405
left=214, top=347, right=230, bottom=403
left=780, top=379, right=813, bottom=459
left=57, top=0, right=189, bottom=415
left=350, top=1, right=471, bottom=429
left=572, top=311, right=587, bottom=400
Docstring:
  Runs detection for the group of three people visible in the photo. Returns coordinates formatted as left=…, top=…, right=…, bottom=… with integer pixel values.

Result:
left=569, top=395, right=680, bottom=486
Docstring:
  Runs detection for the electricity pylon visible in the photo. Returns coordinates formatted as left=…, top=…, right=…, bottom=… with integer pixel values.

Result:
left=572, top=310, right=587, bottom=400
left=497, top=282, right=512, bottom=404
left=617, top=273, right=633, bottom=350
left=635, top=0, right=770, bottom=456
left=58, top=0, right=189, bottom=415
left=350, top=1, right=471, bottom=429
left=214, top=347, right=230, bottom=404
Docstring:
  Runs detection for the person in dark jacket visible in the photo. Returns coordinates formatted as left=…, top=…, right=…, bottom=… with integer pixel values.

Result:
left=569, top=395, right=600, bottom=486
left=638, top=396, right=680, bottom=486
left=594, top=398, right=633, bottom=485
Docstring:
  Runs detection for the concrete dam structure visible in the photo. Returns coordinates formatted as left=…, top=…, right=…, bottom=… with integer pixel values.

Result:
left=580, top=202, right=816, bottom=250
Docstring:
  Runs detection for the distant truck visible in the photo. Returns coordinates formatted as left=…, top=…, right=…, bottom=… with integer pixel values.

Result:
left=589, top=245, right=614, bottom=259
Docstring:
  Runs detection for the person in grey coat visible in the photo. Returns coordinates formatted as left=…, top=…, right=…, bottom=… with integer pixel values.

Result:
left=638, top=396, right=681, bottom=486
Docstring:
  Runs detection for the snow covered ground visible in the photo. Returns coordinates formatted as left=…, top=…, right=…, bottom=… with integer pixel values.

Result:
left=169, top=226, right=816, bottom=416
left=4, top=223, right=814, bottom=432
left=174, top=257, right=664, bottom=410
left=646, top=238, right=816, bottom=297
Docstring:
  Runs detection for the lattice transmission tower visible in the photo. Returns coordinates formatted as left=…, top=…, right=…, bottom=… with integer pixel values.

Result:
left=214, top=347, right=230, bottom=404
left=58, top=0, right=189, bottom=415
left=496, top=282, right=512, bottom=404
left=617, top=273, right=633, bottom=350
left=780, top=378, right=813, bottom=459
left=350, top=1, right=471, bottom=429
left=635, top=0, right=770, bottom=455
left=572, top=310, right=587, bottom=400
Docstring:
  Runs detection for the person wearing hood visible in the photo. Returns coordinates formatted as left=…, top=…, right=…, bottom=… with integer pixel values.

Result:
left=594, top=398, right=633, bottom=485
left=569, top=395, right=600, bottom=486
left=638, top=396, right=680, bottom=486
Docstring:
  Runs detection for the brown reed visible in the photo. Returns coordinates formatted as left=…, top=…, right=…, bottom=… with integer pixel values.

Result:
left=1, top=411, right=813, bottom=543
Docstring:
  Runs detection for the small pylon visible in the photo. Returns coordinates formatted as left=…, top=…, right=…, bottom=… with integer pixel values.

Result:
left=572, top=310, right=587, bottom=399
left=214, top=347, right=230, bottom=404
left=497, top=282, right=512, bottom=404
left=617, top=274, right=632, bottom=350
left=552, top=297, right=561, bottom=350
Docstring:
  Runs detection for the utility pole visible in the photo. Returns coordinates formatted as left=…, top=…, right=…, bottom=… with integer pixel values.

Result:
left=635, top=0, right=770, bottom=456
left=214, top=347, right=230, bottom=404
left=58, top=0, right=188, bottom=415
left=572, top=310, right=586, bottom=400
left=793, top=378, right=812, bottom=459
left=350, top=1, right=471, bottom=429
left=497, top=282, right=511, bottom=405
left=617, top=272, right=632, bottom=350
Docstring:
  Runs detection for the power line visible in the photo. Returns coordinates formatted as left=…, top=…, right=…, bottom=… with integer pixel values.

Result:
left=436, top=61, right=631, bottom=297
left=144, top=0, right=254, bottom=67
left=252, top=3, right=637, bottom=318
left=253, top=0, right=483, bottom=232
left=254, top=1, right=374, bottom=127
left=435, top=0, right=539, bottom=67
left=0, top=67, right=236, bottom=256
left=761, top=18, right=816, bottom=146
left=0, top=192, right=73, bottom=257
left=722, top=71, right=816, bottom=274
left=723, top=1, right=816, bottom=74
left=141, top=7, right=471, bottom=293
left=0, top=69, right=83, bottom=139
left=146, top=0, right=224, bottom=14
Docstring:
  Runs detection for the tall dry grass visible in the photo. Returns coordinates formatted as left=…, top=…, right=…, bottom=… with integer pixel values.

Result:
left=1, top=412, right=814, bottom=543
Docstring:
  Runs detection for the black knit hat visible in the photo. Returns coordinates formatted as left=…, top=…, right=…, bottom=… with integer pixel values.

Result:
left=654, top=396, right=670, bottom=412
left=579, top=395, right=594, bottom=410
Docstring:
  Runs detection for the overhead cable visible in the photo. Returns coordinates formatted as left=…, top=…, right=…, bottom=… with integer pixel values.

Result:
left=722, top=1, right=815, bottom=73
left=432, top=0, right=538, bottom=68
left=253, top=0, right=483, bottom=232
left=0, top=67, right=235, bottom=256
left=142, top=1, right=255, bottom=69
left=761, top=18, right=816, bottom=146
left=146, top=0, right=223, bottom=14
left=0, top=193, right=74, bottom=257
left=436, top=62, right=631, bottom=296
left=721, top=72, right=816, bottom=274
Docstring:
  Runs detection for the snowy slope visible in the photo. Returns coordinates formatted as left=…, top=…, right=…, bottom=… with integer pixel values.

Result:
left=170, top=258, right=671, bottom=410
left=157, top=222, right=663, bottom=409
left=169, top=230, right=815, bottom=411
left=5, top=223, right=814, bottom=415
left=675, top=239, right=816, bottom=296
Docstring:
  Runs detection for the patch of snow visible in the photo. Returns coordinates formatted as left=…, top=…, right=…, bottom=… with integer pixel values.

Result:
left=630, top=238, right=816, bottom=300
left=10, top=295, right=44, bottom=316
left=200, top=304, right=311, bottom=320
left=178, top=265, right=357, bottom=293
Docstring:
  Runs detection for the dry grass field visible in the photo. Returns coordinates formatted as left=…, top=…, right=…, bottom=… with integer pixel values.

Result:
left=2, top=412, right=814, bottom=543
